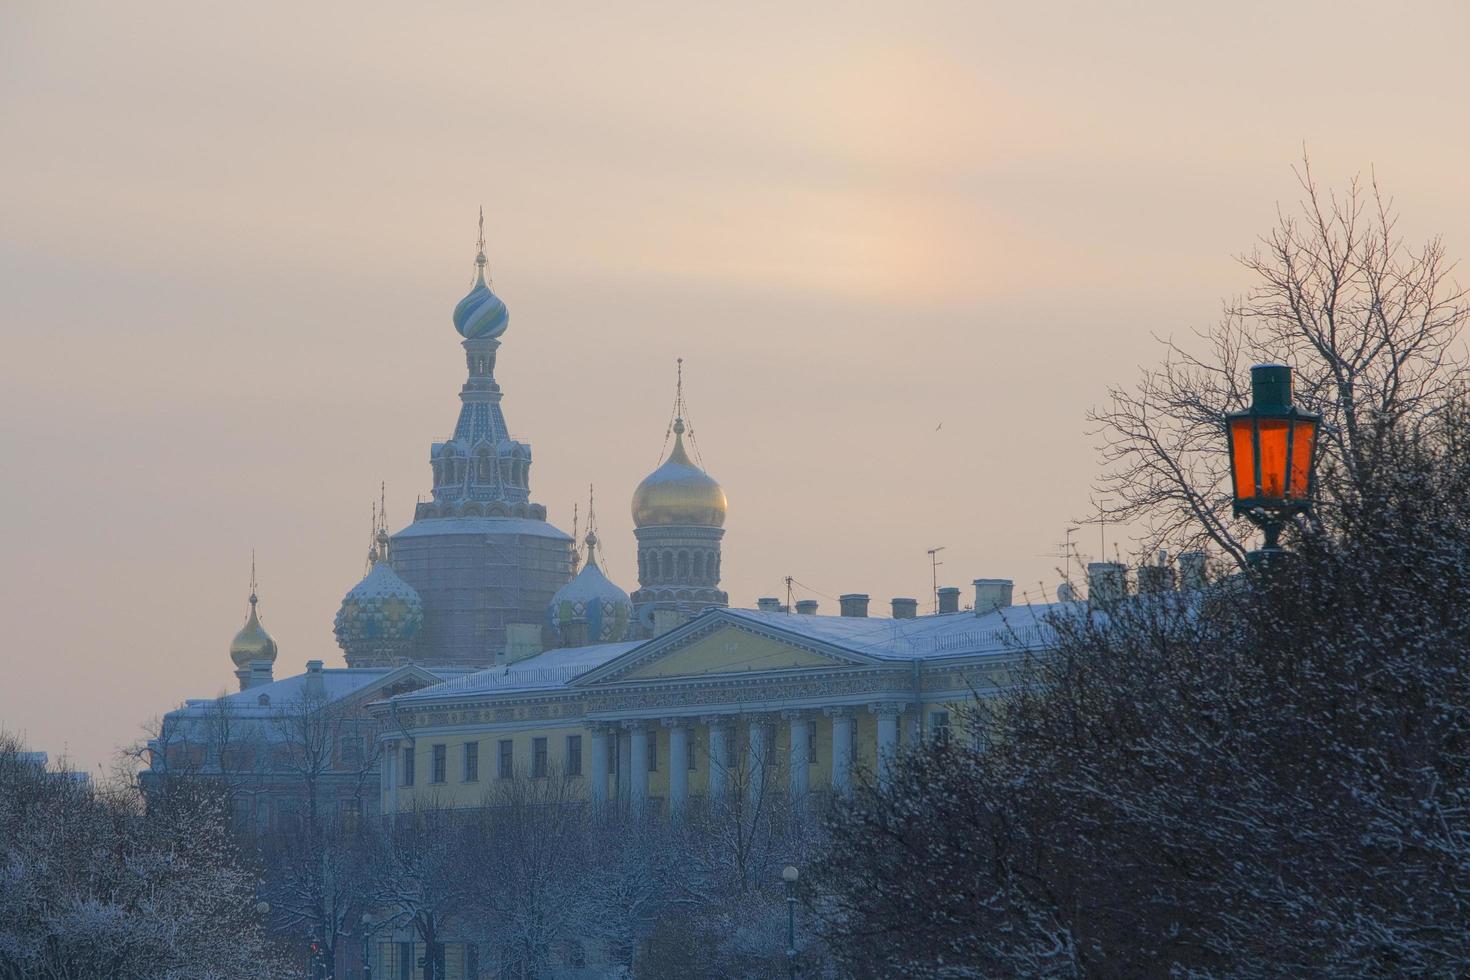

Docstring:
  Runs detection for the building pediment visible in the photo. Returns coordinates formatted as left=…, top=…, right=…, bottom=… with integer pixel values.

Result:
left=574, top=612, right=879, bottom=686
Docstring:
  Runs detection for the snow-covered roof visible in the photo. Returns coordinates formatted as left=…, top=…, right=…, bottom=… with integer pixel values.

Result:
left=393, top=517, right=572, bottom=542
left=720, top=604, right=1064, bottom=661
left=170, top=666, right=476, bottom=720
left=392, top=641, right=642, bottom=702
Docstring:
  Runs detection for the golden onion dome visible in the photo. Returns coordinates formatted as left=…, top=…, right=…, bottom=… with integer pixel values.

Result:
left=229, top=592, right=279, bottom=668
left=631, top=420, right=727, bottom=528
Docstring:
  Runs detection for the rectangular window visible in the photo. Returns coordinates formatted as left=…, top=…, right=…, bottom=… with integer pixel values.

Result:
left=431, top=744, right=447, bottom=784
left=647, top=734, right=658, bottom=773
left=402, top=746, right=415, bottom=787
left=533, top=737, right=548, bottom=778
left=931, top=710, right=952, bottom=745
left=498, top=739, right=514, bottom=779
left=467, top=944, right=479, bottom=980
left=397, top=941, right=412, bottom=980
left=808, top=719, right=819, bottom=764
left=339, top=797, right=360, bottom=833
left=339, top=735, right=363, bottom=767
left=464, top=742, right=479, bottom=782
left=566, top=735, right=582, bottom=777
left=688, top=738, right=697, bottom=771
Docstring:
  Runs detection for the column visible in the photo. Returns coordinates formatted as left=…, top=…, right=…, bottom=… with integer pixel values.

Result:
left=589, top=726, right=610, bottom=806
left=617, top=730, right=632, bottom=802
left=872, top=703, right=901, bottom=786
left=748, top=716, right=770, bottom=811
left=825, top=707, right=854, bottom=797
left=627, top=722, right=649, bottom=807
left=664, top=719, right=689, bottom=815
left=785, top=710, right=809, bottom=804
left=704, top=716, right=730, bottom=802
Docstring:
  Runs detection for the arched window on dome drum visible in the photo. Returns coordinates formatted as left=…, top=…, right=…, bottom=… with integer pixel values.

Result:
left=677, top=551, right=689, bottom=580
left=477, top=454, right=491, bottom=482
left=638, top=552, right=647, bottom=581
left=662, top=551, right=674, bottom=582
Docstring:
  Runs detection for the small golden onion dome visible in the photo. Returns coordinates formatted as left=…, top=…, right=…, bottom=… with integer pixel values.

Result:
left=631, top=420, right=727, bottom=528
left=229, top=592, right=279, bottom=668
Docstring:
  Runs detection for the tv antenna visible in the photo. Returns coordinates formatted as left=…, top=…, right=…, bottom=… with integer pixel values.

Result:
left=926, top=546, right=946, bottom=614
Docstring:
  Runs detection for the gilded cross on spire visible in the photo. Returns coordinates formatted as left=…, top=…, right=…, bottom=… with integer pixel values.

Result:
left=473, top=205, right=488, bottom=285
left=249, top=550, right=259, bottom=606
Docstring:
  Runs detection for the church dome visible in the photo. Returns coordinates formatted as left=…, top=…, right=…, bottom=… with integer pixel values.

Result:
left=334, top=534, right=424, bottom=662
left=230, top=592, right=278, bottom=668
left=452, top=221, right=509, bottom=340
left=631, top=420, right=727, bottom=528
left=548, top=531, right=632, bottom=644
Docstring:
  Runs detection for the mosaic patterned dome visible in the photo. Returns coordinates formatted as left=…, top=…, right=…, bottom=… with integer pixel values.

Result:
left=334, top=535, right=424, bottom=664
left=548, top=531, right=632, bottom=644
left=452, top=220, right=509, bottom=340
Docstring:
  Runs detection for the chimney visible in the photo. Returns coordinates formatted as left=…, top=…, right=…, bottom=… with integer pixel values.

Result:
left=1056, top=581, right=1077, bottom=602
left=890, top=597, right=918, bottom=619
left=1087, top=562, right=1127, bottom=609
left=247, top=660, right=274, bottom=689
left=1179, top=551, right=1208, bottom=591
left=972, top=579, right=1013, bottom=615
left=838, top=593, right=870, bottom=618
left=936, top=587, right=960, bottom=615
left=506, top=623, right=544, bottom=661
left=757, top=597, right=782, bottom=613
left=652, top=608, right=686, bottom=637
left=795, top=599, right=819, bottom=616
left=304, top=660, right=324, bottom=699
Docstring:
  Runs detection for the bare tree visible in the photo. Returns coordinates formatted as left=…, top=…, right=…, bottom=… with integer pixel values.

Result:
left=1091, top=156, right=1469, bottom=565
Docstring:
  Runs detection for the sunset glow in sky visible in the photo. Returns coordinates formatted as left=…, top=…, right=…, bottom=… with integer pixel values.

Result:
left=3, top=1, right=1468, bottom=773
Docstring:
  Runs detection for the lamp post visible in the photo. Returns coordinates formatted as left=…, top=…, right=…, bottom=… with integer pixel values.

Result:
left=1226, top=364, right=1321, bottom=565
left=781, top=865, right=799, bottom=979
left=360, top=913, right=375, bottom=980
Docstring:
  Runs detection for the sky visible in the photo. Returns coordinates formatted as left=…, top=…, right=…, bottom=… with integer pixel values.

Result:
left=2, top=1, right=1468, bottom=775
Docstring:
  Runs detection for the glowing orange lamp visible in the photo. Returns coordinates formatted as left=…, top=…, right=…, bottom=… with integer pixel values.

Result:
left=1225, top=364, right=1320, bottom=562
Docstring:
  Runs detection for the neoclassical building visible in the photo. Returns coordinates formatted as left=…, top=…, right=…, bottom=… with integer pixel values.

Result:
left=374, top=580, right=1043, bottom=819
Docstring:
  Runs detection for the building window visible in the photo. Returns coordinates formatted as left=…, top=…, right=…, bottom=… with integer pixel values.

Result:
left=608, top=741, right=618, bottom=775
left=498, top=739, right=514, bottom=779
left=339, top=735, right=363, bottom=767
left=533, top=737, right=548, bottom=778
left=566, top=735, right=582, bottom=777
left=688, top=738, right=698, bottom=771
left=402, top=746, right=415, bottom=787
left=464, top=742, right=479, bottom=782
left=431, top=744, right=447, bottom=783
left=808, top=719, right=819, bottom=764
left=339, top=797, right=360, bottom=833
left=930, top=710, right=951, bottom=745
left=647, top=734, right=658, bottom=773
left=396, top=941, right=412, bottom=980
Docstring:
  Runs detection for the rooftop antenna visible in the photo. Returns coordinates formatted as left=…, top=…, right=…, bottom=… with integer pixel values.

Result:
left=785, top=575, right=795, bottom=612
left=1084, top=498, right=1112, bottom=564
left=926, top=546, right=945, bottom=614
left=1040, top=526, right=1079, bottom=583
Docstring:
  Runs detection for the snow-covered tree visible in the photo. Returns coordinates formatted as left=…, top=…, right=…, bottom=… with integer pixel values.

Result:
left=0, top=737, right=289, bottom=980
left=813, top=409, right=1470, bottom=977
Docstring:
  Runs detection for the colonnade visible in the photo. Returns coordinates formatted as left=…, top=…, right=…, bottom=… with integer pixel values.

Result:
left=585, top=702, right=909, bottom=812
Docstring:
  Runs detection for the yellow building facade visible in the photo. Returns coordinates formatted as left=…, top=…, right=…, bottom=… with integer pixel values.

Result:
left=375, top=599, right=1048, bottom=817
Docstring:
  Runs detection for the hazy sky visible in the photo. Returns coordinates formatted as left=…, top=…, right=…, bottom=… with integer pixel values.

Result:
left=3, top=1, right=1468, bottom=775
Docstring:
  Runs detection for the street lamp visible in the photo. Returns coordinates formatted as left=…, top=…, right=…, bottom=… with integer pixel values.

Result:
left=1226, top=364, right=1320, bottom=564
left=360, top=912, right=375, bottom=980
left=782, top=865, right=799, bottom=980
